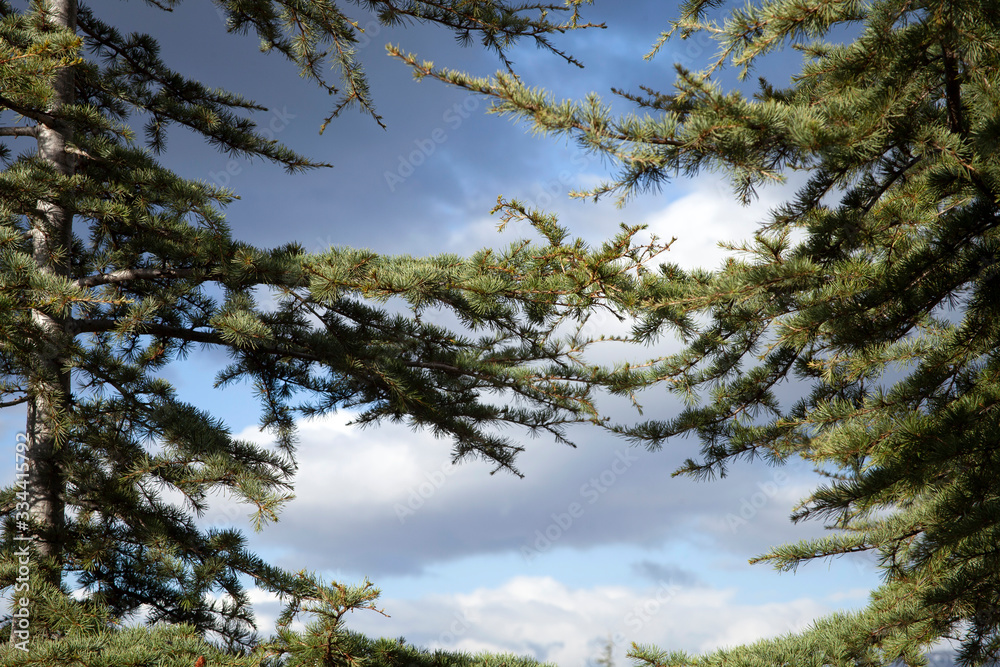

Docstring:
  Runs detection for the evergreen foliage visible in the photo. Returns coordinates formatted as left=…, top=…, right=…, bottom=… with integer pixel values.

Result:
left=0, top=572, right=552, bottom=666
left=0, top=0, right=659, bottom=662
left=403, top=0, right=1000, bottom=664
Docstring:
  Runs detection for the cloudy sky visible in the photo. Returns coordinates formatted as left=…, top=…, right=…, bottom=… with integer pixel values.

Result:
left=1, top=2, right=886, bottom=666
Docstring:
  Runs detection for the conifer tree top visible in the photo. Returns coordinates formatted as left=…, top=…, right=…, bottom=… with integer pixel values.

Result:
left=399, top=0, right=1000, bottom=662
left=0, top=0, right=656, bottom=660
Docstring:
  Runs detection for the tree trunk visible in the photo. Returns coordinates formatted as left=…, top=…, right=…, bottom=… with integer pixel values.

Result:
left=26, top=0, right=77, bottom=585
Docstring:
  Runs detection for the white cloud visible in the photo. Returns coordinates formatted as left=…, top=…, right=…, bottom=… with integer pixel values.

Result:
left=210, top=397, right=875, bottom=667
left=826, top=588, right=871, bottom=603
left=234, top=412, right=522, bottom=517
left=329, top=575, right=832, bottom=667
left=641, top=178, right=796, bottom=271
left=221, top=410, right=835, bottom=578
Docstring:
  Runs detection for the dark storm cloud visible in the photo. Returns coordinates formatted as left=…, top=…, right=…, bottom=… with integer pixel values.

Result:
left=631, top=560, right=702, bottom=587
left=221, top=404, right=829, bottom=580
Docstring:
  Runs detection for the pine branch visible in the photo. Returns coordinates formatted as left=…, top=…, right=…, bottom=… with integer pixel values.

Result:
left=393, top=50, right=685, bottom=147
left=0, top=125, right=36, bottom=137
left=0, top=396, right=29, bottom=408
left=0, top=93, right=57, bottom=125
left=74, top=267, right=200, bottom=288
left=70, top=319, right=325, bottom=362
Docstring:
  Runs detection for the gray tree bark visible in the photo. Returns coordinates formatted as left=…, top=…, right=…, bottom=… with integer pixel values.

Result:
left=26, top=0, right=77, bottom=583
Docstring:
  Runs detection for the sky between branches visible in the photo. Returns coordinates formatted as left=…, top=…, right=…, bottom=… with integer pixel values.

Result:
left=0, top=2, right=887, bottom=666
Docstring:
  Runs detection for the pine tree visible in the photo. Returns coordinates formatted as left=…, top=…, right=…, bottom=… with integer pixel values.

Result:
left=0, top=0, right=665, bottom=662
left=399, top=0, right=1000, bottom=664
left=594, top=635, right=615, bottom=667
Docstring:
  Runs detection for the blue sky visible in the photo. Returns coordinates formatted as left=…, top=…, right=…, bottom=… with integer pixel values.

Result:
left=0, top=2, right=888, bottom=665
